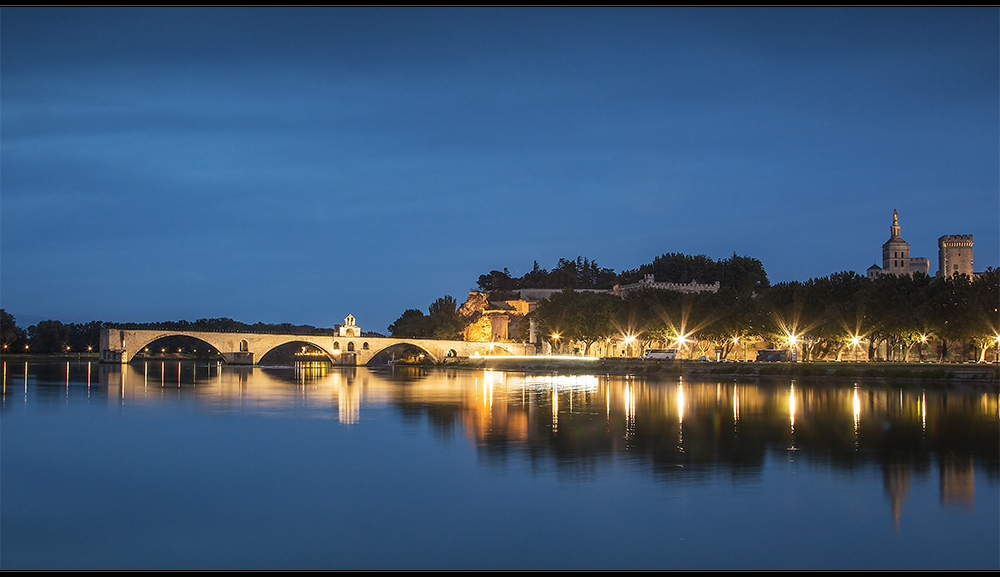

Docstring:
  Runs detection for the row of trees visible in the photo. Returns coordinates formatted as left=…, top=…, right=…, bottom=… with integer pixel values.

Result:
left=476, top=253, right=770, bottom=295
left=531, top=270, right=999, bottom=362
left=1, top=311, right=105, bottom=354
left=477, top=257, right=618, bottom=292
left=109, top=317, right=343, bottom=335
left=618, top=252, right=770, bottom=295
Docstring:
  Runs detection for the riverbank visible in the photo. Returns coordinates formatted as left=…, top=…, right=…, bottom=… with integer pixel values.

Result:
left=1, top=353, right=100, bottom=362
left=446, top=357, right=1000, bottom=385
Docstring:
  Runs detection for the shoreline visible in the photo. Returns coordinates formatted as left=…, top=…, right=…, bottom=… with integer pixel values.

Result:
left=441, top=357, right=1000, bottom=385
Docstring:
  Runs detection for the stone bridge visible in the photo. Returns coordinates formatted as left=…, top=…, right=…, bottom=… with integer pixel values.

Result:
left=99, top=327, right=535, bottom=366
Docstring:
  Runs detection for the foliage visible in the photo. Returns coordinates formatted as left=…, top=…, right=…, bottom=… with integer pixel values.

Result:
left=618, top=252, right=769, bottom=294
left=532, top=290, right=621, bottom=355
left=1, top=309, right=27, bottom=351
left=477, top=257, right=618, bottom=291
left=388, top=296, right=465, bottom=339
left=527, top=269, right=998, bottom=362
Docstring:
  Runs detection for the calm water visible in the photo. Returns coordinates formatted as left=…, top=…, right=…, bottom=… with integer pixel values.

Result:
left=2, top=361, right=997, bottom=570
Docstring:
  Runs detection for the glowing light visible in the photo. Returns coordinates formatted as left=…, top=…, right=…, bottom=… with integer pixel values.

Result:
left=677, top=383, right=685, bottom=424
left=853, top=386, right=861, bottom=429
left=469, top=354, right=600, bottom=361
left=788, top=384, right=797, bottom=427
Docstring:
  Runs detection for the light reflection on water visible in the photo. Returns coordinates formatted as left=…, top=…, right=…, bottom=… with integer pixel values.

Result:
left=2, top=361, right=997, bottom=570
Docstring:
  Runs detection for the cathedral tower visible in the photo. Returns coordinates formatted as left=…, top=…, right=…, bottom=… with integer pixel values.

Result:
left=881, top=210, right=911, bottom=275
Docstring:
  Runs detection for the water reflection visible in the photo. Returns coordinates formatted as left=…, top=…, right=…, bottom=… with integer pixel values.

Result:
left=2, top=361, right=998, bottom=569
left=6, top=362, right=997, bottom=477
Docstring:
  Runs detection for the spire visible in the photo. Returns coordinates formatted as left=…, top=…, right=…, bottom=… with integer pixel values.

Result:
left=890, top=209, right=901, bottom=238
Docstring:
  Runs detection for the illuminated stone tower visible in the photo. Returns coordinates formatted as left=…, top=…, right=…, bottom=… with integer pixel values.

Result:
left=937, top=235, right=974, bottom=277
left=881, top=210, right=911, bottom=276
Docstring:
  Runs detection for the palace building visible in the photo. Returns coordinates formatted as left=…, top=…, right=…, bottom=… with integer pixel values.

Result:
left=867, top=210, right=929, bottom=278
left=937, top=234, right=974, bottom=277
left=866, top=210, right=972, bottom=279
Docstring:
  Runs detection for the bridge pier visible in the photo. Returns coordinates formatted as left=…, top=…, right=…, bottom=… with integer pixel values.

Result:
left=220, top=352, right=254, bottom=365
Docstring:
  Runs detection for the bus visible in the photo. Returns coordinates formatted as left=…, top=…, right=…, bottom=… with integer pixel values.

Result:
left=644, top=348, right=678, bottom=360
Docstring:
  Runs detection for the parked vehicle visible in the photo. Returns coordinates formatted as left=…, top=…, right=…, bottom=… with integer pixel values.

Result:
left=756, top=349, right=798, bottom=362
left=644, top=348, right=678, bottom=360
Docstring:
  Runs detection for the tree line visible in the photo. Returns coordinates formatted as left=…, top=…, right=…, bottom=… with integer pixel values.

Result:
left=531, top=270, right=999, bottom=362
left=476, top=253, right=769, bottom=295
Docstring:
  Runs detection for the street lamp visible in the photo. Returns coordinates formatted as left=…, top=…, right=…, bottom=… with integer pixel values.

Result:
left=786, top=333, right=799, bottom=362
left=623, top=334, right=636, bottom=358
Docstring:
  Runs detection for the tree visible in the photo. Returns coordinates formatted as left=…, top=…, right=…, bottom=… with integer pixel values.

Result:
left=388, top=309, right=430, bottom=337
left=1, top=309, right=27, bottom=351
left=533, top=290, right=620, bottom=355
left=388, top=296, right=465, bottom=340
left=28, top=320, right=71, bottom=353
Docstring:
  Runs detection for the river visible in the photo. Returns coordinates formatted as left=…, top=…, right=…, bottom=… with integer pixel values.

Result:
left=2, top=360, right=997, bottom=570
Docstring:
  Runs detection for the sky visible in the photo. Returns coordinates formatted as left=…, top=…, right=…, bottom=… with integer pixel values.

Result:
left=2, top=7, right=998, bottom=332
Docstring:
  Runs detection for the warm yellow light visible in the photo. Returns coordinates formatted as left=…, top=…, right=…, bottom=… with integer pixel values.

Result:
left=850, top=336, right=861, bottom=347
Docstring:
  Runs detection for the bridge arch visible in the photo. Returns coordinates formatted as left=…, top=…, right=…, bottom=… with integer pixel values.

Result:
left=365, top=342, right=440, bottom=365
left=126, top=332, right=228, bottom=363
left=255, top=340, right=337, bottom=365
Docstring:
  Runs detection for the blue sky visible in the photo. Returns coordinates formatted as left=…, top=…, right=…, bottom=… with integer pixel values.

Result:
left=2, top=8, right=997, bottom=332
